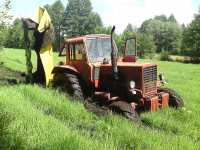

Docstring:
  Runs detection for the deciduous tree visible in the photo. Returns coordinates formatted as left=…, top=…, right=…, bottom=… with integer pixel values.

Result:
left=182, top=8, right=200, bottom=58
left=137, top=33, right=156, bottom=58
left=4, top=18, right=24, bottom=49
left=0, top=0, right=12, bottom=49
left=140, top=15, right=182, bottom=53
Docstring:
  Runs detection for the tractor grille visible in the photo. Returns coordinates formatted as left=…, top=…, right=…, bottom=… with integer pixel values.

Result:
left=143, top=66, right=157, bottom=95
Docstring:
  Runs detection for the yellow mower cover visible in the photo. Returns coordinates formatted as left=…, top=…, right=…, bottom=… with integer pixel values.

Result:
left=32, top=7, right=54, bottom=86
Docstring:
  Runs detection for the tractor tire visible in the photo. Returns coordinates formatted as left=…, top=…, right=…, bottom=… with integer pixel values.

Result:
left=158, top=87, right=184, bottom=108
left=109, top=101, right=140, bottom=123
left=53, top=73, right=84, bottom=101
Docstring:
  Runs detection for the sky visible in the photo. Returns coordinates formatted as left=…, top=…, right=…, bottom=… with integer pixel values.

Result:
left=5, top=0, right=200, bottom=33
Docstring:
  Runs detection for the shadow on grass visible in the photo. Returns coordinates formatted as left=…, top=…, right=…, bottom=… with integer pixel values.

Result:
left=0, top=64, right=26, bottom=86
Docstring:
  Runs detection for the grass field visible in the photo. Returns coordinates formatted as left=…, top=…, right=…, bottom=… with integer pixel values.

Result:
left=0, top=48, right=200, bottom=150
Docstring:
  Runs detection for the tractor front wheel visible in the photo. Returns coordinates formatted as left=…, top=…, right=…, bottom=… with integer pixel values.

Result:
left=53, top=73, right=84, bottom=101
left=158, top=87, right=184, bottom=108
left=109, top=101, right=140, bottom=123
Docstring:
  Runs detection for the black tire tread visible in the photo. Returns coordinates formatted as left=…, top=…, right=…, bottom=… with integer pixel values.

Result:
left=158, top=87, right=184, bottom=108
left=53, top=73, right=84, bottom=100
left=109, top=101, right=140, bottom=123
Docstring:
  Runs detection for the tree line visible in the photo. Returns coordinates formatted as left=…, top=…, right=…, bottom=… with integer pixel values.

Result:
left=0, top=0, right=200, bottom=60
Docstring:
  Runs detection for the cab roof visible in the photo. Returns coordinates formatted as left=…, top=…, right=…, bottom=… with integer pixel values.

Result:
left=64, top=34, right=110, bottom=44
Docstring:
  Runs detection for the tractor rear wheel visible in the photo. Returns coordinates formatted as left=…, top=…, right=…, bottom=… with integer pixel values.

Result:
left=53, top=73, right=84, bottom=100
left=109, top=101, right=140, bottom=123
left=158, top=87, right=184, bottom=108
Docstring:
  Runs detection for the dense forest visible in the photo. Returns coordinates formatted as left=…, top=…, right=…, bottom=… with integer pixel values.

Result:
left=0, top=0, right=200, bottom=60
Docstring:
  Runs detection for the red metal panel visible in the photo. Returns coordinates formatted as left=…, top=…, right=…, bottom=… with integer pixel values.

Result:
left=151, top=96, right=159, bottom=112
left=160, top=92, right=169, bottom=108
left=144, top=96, right=159, bottom=112
left=122, top=56, right=137, bottom=62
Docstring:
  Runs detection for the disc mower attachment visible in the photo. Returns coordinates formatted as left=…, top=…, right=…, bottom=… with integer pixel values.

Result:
left=22, top=7, right=54, bottom=86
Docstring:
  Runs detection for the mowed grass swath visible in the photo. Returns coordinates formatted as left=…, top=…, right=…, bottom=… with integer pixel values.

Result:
left=0, top=48, right=200, bottom=150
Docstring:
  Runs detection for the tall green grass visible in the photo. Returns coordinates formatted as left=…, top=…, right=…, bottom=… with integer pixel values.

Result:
left=0, top=48, right=200, bottom=150
left=0, top=85, right=198, bottom=150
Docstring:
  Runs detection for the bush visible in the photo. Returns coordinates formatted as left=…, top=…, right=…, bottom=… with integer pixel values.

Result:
left=160, top=50, right=170, bottom=61
left=191, top=57, right=200, bottom=64
left=144, top=52, right=155, bottom=59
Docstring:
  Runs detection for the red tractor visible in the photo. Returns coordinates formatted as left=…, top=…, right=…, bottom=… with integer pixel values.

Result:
left=52, top=26, right=184, bottom=121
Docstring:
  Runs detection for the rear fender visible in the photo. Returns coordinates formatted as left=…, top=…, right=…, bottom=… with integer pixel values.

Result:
left=52, top=65, right=92, bottom=97
left=52, top=65, right=79, bottom=76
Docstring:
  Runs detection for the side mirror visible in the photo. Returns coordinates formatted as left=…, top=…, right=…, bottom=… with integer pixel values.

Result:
left=122, top=37, right=137, bottom=62
left=124, top=37, right=137, bottom=56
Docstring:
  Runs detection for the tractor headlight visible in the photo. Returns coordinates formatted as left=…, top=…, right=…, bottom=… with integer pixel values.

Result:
left=129, top=80, right=135, bottom=89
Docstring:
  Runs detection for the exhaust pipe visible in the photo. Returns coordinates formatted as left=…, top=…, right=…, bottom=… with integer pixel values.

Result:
left=111, top=26, right=118, bottom=80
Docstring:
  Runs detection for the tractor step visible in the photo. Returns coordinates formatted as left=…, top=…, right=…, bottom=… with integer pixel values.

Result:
left=94, top=91, right=119, bottom=101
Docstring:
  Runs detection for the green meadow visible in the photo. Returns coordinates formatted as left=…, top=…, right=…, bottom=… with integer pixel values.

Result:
left=0, top=48, right=199, bottom=150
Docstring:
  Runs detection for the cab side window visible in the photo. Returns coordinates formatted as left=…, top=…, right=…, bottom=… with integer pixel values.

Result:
left=69, top=43, right=85, bottom=60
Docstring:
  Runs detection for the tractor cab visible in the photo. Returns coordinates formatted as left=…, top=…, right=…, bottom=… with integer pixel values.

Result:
left=59, top=34, right=137, bottom=65
left=57, top=34, right=119, bottom=88
left=59, top=34, right=117, bottom=64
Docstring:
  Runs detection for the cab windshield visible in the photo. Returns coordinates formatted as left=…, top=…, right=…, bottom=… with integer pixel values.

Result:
left=86, top=37, right=118, bottom=62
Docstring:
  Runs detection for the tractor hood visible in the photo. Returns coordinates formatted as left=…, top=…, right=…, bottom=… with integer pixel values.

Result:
left=92, top=62, right=156, bottom=68
left=93, top=62, right=157, bottom=97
